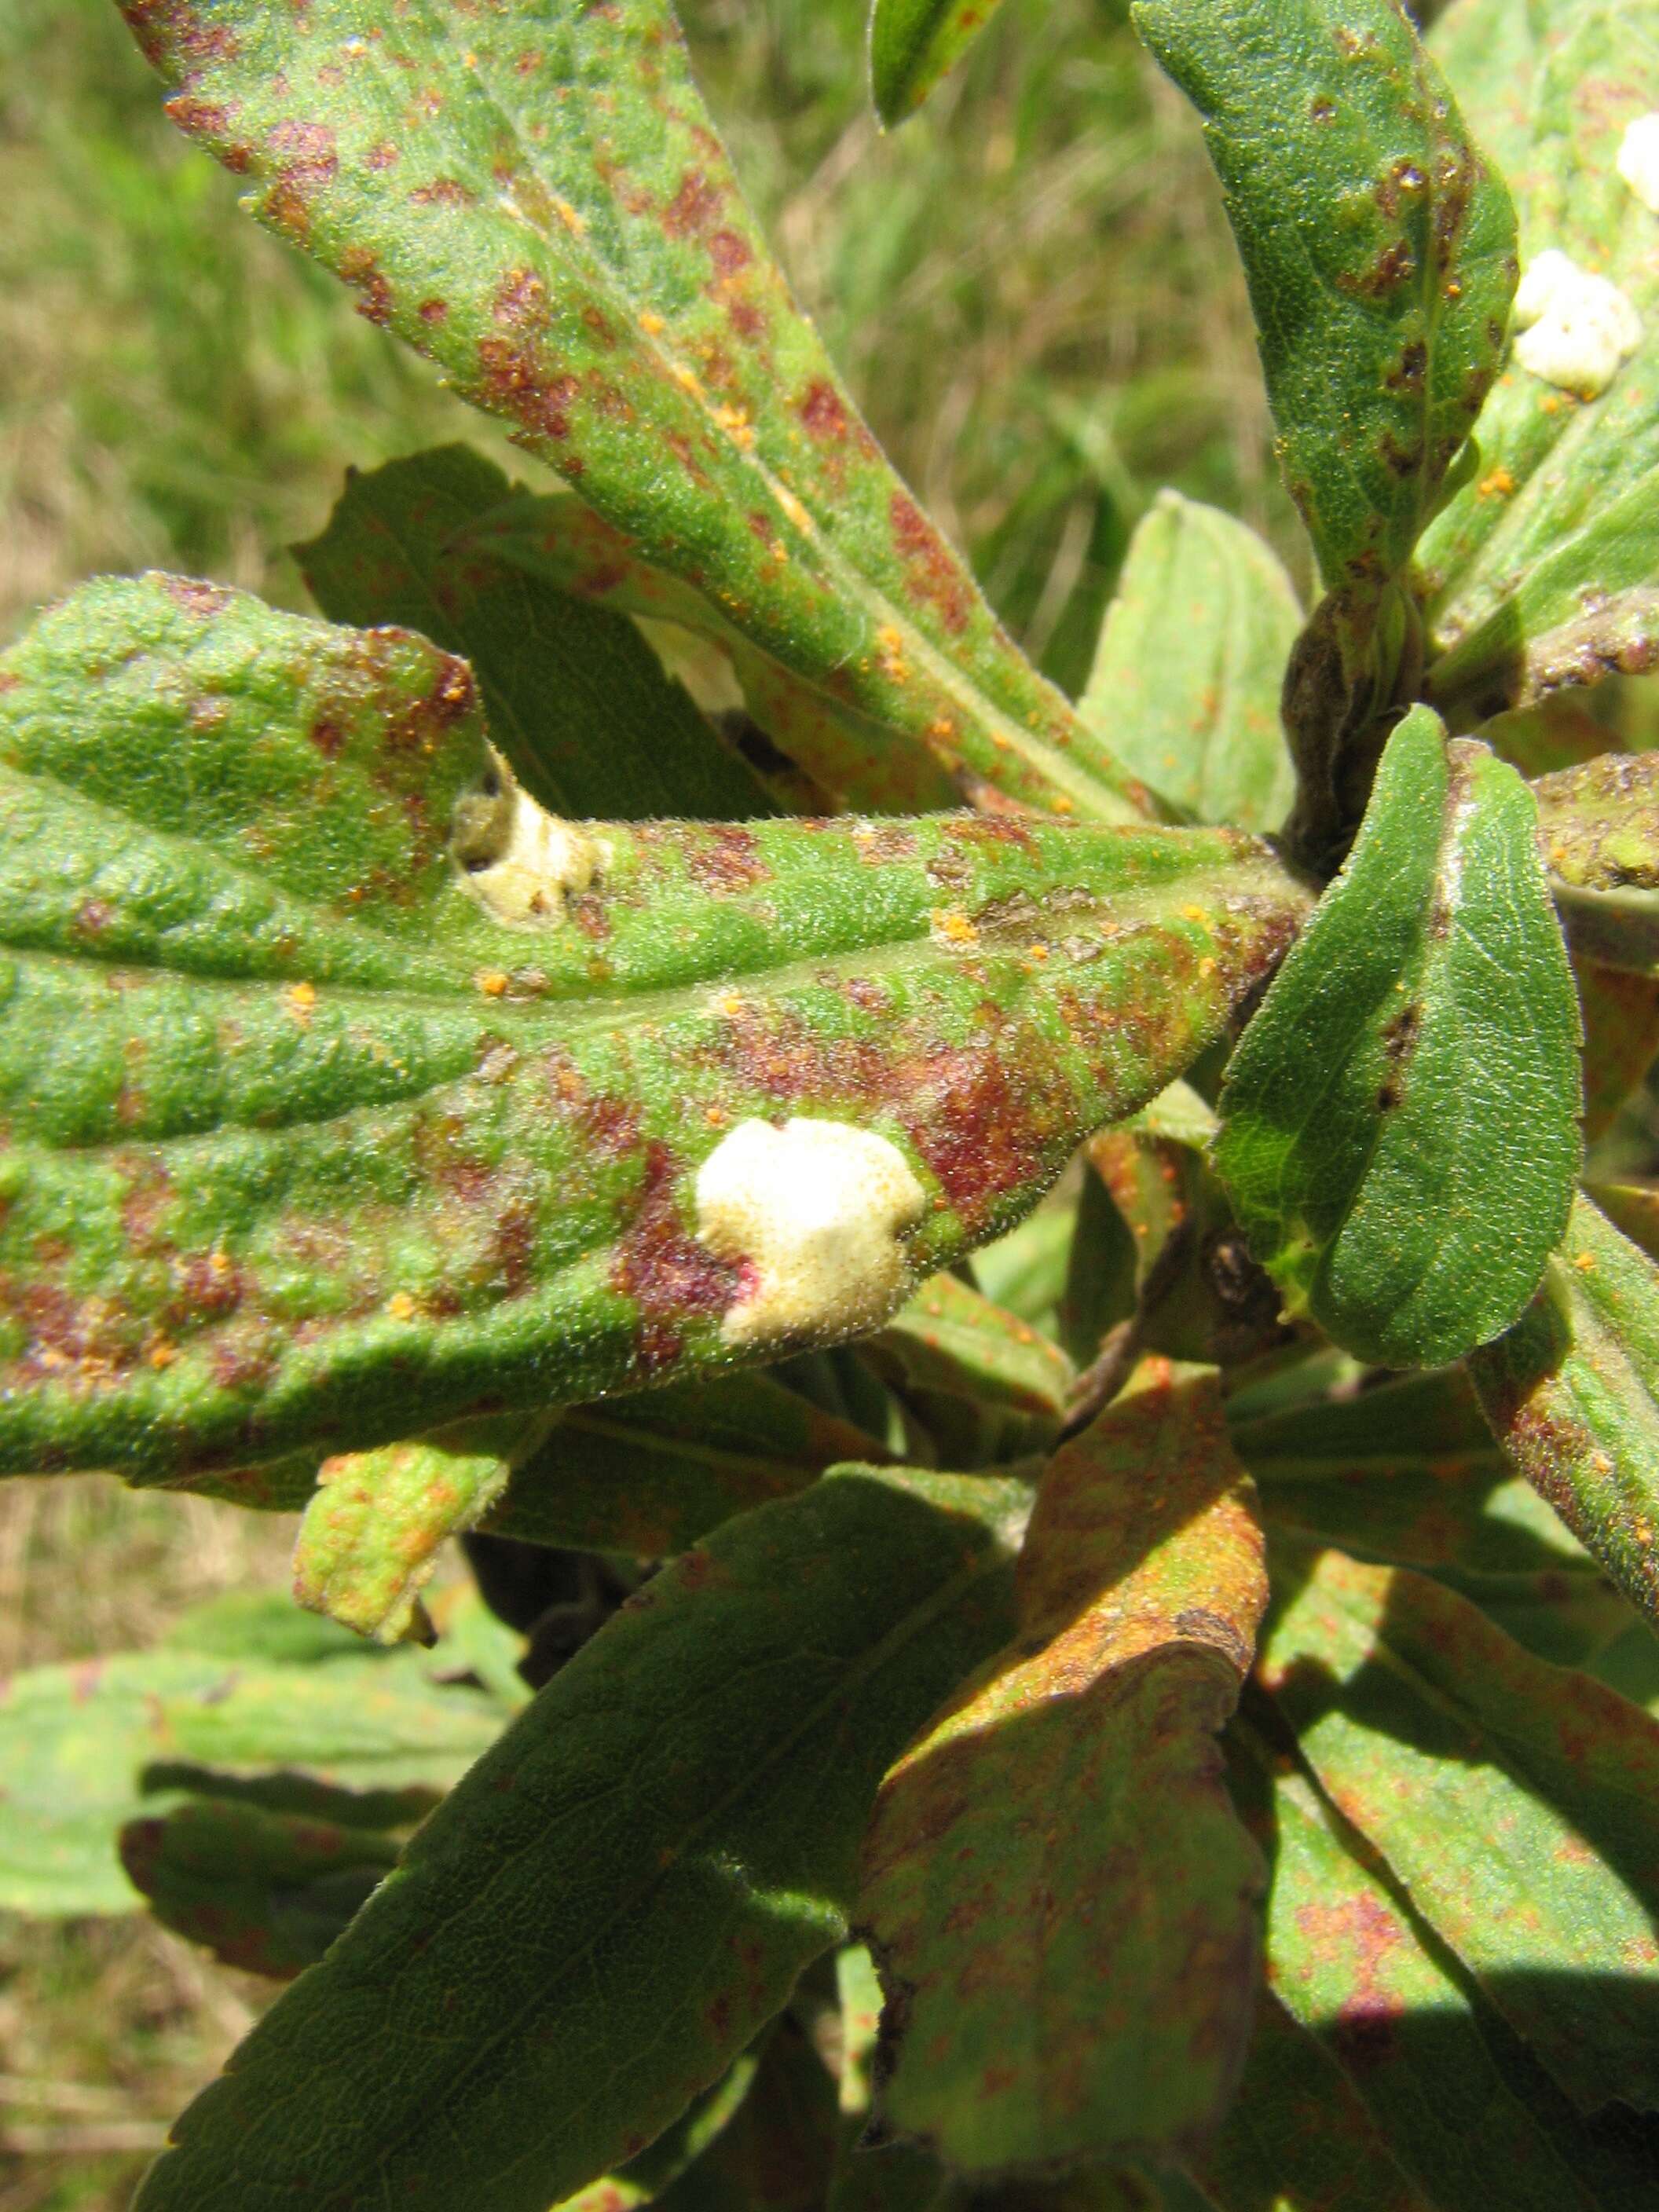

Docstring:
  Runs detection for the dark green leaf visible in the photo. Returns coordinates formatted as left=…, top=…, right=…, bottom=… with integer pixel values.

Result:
left=1215, top=705, right=1581, bottom=1368
left=133, top=1467, right=1027, bottom=2212
left=121, top=0, right=1154, bottom=824
left=0, top=575, right=1307, bottom=1485
left=869, top=0, right=1012, bottom=127
left=119, top=1797, right=397, bottom=1979
left=1259, top=1536, right=1659, bottom=2115
left=652, top=2015, right=840, bottom=2212
left=553, top=2053, right=766, bottom=2212
left=858, top=1361, right=1265, bottom=2172
left=295, top=445, right=778, bottom=822
left=1079, top=490, right=1300, bottom=833
left=1471, top=1193, right=1659, bottom=1632
left=1133, top=0, right=1515, bottom=606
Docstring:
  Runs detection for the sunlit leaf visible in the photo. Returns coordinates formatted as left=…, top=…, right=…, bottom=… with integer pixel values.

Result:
left=869, top=0, right=1012, bottom=128
left=1471, top=1192, right=1659, bottom=1632
left=133, top=1467, right=1027, bottom=2212
left=1259, top=1536, right=1659, bottom=2115
left=1421, top=5, right=1659, bottom=723
left=0, top=576, right=1307, bottom=1486
left=1080, top=490, right=1300, bottom=833
left=1215, top=706, right=1581, bottom=1368
left=120, top=0, right=1153, bottom=823
left=859, top=1361, right=1265, bottom=2172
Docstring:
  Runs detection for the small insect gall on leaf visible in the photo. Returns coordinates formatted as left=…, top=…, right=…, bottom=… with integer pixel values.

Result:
left=1511, top=251, right=1641, bottom=399
left=1617, top=114, right=1659, bottom=214
left=694, top=1116, right=926, bottom=1348
left=451, top=749, right=606, bottom=926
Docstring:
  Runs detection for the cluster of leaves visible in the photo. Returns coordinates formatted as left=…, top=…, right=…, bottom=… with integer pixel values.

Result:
left=7, top=0, right=1659, bottom=2204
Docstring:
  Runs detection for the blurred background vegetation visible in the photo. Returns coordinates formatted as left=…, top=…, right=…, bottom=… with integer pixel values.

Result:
left=0, top=1, right=1641, bottom=2204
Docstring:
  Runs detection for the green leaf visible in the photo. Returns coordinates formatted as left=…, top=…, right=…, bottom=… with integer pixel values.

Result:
left=1577, top=963, right=1659, bottom=1143
left=1419, top=5, right=1659, bottom=721
left=1132, top=0, right=1516, bottom=607
left=858, top=1361, right=1265, bottom=2172
left=461, top=485, right=961, bottom=816
left=119, top=1796, right=397, bottom=1979
left=553, top=2053, right=766, bottom=2212
left=487, top=1371, right=891, bottom=1558
left=1214, top=705, right=1581, bottom=1368
left=295, top=445, right=779, bottom=822
left=1259, top=1536, right=1659, bottom=2114
left=652, top=2015, right=840, bottom=2212
left=1470, top=1193, right=1659, bottom=1632
left=120, top=0, right=1154, bottom=825
left=869, top=0, right=1012, bottom=128
left=829, top=1946, right=944, bottom=2212
left=859, top=1272, right=1075, bottom=1468
left=1079, top=490, right=1300, bottom=833
left=1234, top=1723, right=1659, bottom=2212
left=1236, top=1365, right=1593, bottom=1577
left=293, top=1423, right=524, bottom=1640
left=1532, top=754, right=1659, bottom=979
left=0, top=1642, right=500, bottom=1917
left=0, top=575, right=1309, bottom=1485
left=133, top=1467, right=1027, bottom=2212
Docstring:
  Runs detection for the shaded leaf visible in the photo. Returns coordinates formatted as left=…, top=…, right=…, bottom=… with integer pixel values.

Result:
left=295, top=445, right=778, bottom=821
left=1420, top=6, right=1659, bottom=722
left=869, top=0, right=1012, bottom=127
left=132, top=1467, right=1027, bottom=2212
left=119, top=1796, right=397, bottom=1980
left=653, top=2014, right=840, bottom=2212
left=122, top=0, right=1153, bottom=823
left=0, top=1642, right=500, bottom=1916
left=1215, top=706, right=1581, bottom=1368
left=866, top=1273, right=1074, bottom=1420
left=0, top=575, right=1307, bottom=1486
left=859, top=1361, right=1265, bottom=2173
left=1470, top=1192, right=1659, bottom=1630
left=1259, top=1536, right=1659, bottom=2114
left=1133, top=0, right=1514, bottom=611
left=1234, top=1722, right=1657, bottom=2212
left=1533, top=754, right=1659, bottom=978
left=552, top=2053, right=765, bottom=2212
left=1578, top=963, right=1659, bottom=1144
left=829, top=1946, right=944, bottom=2212
left=488, top=1369, right=888, bottom=1558
left=1080, top=490, right=1299, bottom=833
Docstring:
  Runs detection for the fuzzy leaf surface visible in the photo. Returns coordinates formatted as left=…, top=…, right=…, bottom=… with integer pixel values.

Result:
left=869, top=0, right=1012, bottom=126
left=295, top=444, right=778, bottom=821
left=1421, top=5, right=1659, bottom=722
left=1215, top=706, right=1581, bottom=1368
left=1470, top=1193, right=1659, bottom=1632
left=1260, top=1537, right=1659, bottom=2115
left=0, top=577, right=1306, bottom=1485
left=1080, top=490, right=1300, bottom=833
left=858, top=1361, right=1265, bottom=2172
left=1533, top=753, right=1659, bottom=978
left=121, top=0, right=1151, bottom=823
left=133, top=1467, right=1027, bottom=2212
left=1234, top=1725, right=1659, bottom=2212
left=0, top=1643, right=499, bottom=1916
left=1133, top=0, right=1515, bottom=605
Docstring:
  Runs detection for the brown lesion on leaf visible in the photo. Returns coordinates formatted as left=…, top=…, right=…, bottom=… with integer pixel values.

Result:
left=1335, top=238, right=1415, bottom=300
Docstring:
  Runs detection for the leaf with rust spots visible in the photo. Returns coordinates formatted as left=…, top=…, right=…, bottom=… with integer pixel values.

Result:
left=1134, top=0, right=1514, bottom=694
left=293, top=1420, right=530, bottom=1643
left=295, top=445, right=780, bottom=822
left=488, top=1369, right=892, bottom=1558
left=1194, top=1989, right=1433, bottom=2212
left=119, top=1796, right=398, bottom=1981
left=1421, top=7, right=1659, bottom=725
left=1225, top=1722, right=1658, bottom=2212
left=1470, top=1192, right=1659, bottom=1635
left=1080, top=491, right=1301, bottom=834
left=1533, top=753, right=1659, bottom=978
left=856, top=1360, right=1266, bottom=2174
left=466, top=478, right=961, bottom=816
left=0, top=576, right=1308, bottom=1485
left=131, top=1467, right=1027, bottom=2212
left=0, top=1633, right=500, bottom=1917
left=869, top=0, right=1012, bottom=127
left=1259, top=1533, right=1659, bottom=2115
left=119, top=0, right=1155, bottom=825
left=1216, top=707, right=1581, bottom=1368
